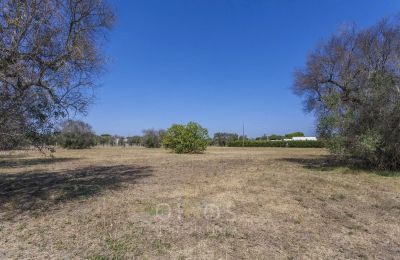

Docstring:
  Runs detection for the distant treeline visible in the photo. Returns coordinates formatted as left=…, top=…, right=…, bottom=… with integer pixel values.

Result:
left=2, top=119, right=320, bottom=150
left=57, top=121, right=209, bottom=153
left=55, top=122, right=316, bottom=149
left=5, top=120, right=167, bottom=150
left=97, top=129, right=165, bottom=148
left=227, top=140, right=323, bottom=148
left=211, top=131, right=321, bottom=148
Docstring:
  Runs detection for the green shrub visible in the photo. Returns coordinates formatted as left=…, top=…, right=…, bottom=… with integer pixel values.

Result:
left=227, top=140, right=323, bottom=148
left=212, top=132, right=239, bottom=146
left=98, top=134, right=112, bottom=146
left=163, top=122, right=209, bottom=153
left=57, top=120, right=97, bottom=149
left=58, top=132, right=97, bottom=149
left=268, top=134, right=284, bottom=140
left=126, top=136, right=142, bottom=146
left=141, top=129, right=165, bottom=148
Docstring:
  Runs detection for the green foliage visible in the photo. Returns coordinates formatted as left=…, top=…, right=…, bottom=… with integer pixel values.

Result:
left=206, top=137, right=214, bottom=146
left=213, top=132, right=238, bottom=146
left=141, top=129, right=165, bottom=148
left=0, top=1, right=114, bottom=151
left=255, top=134, right=269, bottom=141
left=163, top=122, right=209, bottom=153
left=284, top=132, right=305, bottom=139
left=112, top=136, right=125, bottom=146
left=58, top=133, right=97, bottom=149
left=98, top=134, right=112, bottom=146
left=0, top=134, right=30, bottom=150
left=57, top=120, right=97, bottom=149
left=352, top=130, right=383, bottom=166
left=255, top=132, right=305, bottom=141
left=126, top=136, right=142, bottom=146
left=238, top=135, right=248, bottom=141
left=228, top=140, right=323, bottom=148
left=268, top=134, right=284, bottom=140
left=294, top=17, right=400, bottom=169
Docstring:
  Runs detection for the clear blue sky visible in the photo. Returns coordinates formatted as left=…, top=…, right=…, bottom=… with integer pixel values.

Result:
left=85, top=0, right=400, bottom=137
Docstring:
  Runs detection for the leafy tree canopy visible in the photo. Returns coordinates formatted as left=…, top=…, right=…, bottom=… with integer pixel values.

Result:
left=163, top=122, right=209, bottom=154
left=0, top=0, right=114, bottom=150
left=58, top=120, right=97, bottom=149
left=294, top=16, right=400, bottom=169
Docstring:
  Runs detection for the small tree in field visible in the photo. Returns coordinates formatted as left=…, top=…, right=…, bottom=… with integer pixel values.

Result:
left=58, top=120, right=97, bottom=149
left=163, top=122, right=209, bottom=154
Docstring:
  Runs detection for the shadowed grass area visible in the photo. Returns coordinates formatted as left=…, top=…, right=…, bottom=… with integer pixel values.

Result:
left=0, top=164, right=153, bottom=219
left=0, top=157, right=78, bottom=169
left=281, top=156, right=400, bottom=177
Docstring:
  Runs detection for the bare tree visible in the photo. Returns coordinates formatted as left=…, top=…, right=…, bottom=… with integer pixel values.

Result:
left=293, top=16, right=400, bottom=169
left=0, top=0, right=114, bottom=150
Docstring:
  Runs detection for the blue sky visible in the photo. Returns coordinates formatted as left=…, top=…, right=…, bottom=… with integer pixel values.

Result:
left=85, top=0, right=400, bottom=137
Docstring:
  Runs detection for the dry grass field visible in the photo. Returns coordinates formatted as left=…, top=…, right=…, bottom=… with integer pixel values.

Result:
left=0, top=147, right=399, bottom=259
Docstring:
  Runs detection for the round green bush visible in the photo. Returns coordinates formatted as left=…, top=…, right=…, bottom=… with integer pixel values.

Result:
left=163, top=122, right=208, bottom=154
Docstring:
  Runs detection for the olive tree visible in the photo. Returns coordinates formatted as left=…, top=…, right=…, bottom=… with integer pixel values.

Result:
left=293, top=17, right=400, bottom=169
left=0, top=0, right=114, bottom=150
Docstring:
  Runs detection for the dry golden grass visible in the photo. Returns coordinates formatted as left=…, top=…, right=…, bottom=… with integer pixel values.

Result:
left=0, top=147, right=399, bottom=259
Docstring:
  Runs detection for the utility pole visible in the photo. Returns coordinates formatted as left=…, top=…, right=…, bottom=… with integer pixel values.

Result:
left=242, top=123, right=245, bottom=148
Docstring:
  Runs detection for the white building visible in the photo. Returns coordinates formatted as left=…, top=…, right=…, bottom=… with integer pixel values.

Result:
left=292, top=136, right=317, bottom=141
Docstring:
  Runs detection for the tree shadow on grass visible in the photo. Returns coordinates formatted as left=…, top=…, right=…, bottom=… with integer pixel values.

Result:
left=0, top=157, right=78, bottom=169
left=0, top=165, right=153, bottom=220
left=280, top=156, right=400, bottom=177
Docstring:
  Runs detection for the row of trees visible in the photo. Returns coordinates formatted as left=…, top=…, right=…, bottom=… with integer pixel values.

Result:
left=40, top=120, right=310, bottom=150
left=211, top=132, right=305, bottom=146
left=55, top=123, right=166, bottom=149
left=49, top=120, right=208, bottom=153
left=3, top=0, right=398, bottom=168
left=98, top=129, right=166, bottom=148
left=254, top=132, right=305, bottom=141
left=2, top=1, right=399, bottom=168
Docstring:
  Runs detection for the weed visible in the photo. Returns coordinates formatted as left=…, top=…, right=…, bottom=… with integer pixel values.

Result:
left=152, top=239, right=171, bottom=253
left=16, top=223, right=27, bottom=232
